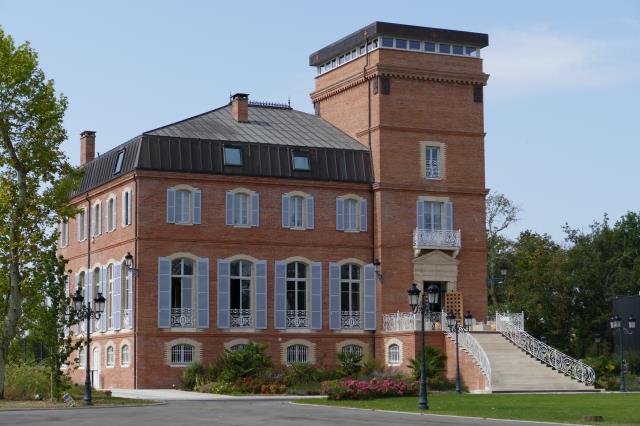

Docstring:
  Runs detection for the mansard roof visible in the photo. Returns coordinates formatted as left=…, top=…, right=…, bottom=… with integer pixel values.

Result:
left=72, top=103, right=372, bottom=197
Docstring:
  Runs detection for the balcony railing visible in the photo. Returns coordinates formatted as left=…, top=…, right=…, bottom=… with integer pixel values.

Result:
left=341, top=311, right=362, bottom=329
left=171, top=308, right=193, bottom=328
left=286, top=310, right=308, bottom=328
left=382, top=311, right=443, bottom=332
left=413, top=229, right=461, bottom=251
left=230, top=309, right=253, bottom=328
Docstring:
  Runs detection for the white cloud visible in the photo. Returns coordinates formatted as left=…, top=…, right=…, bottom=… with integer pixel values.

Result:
left=483, top=27, right=628, bottom=98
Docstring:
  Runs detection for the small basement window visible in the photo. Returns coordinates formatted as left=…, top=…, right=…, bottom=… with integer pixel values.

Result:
left=224, top=147, right=242, bottom=166
left=114, top=150, right=125, bottom=174
left=292, top=153, right=310, bottom=171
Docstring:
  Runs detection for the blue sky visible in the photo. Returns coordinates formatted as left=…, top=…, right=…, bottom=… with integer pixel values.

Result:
left=2, top=0, right=639, bottom=240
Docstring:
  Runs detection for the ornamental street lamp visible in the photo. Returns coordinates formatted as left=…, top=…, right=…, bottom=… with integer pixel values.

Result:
left=594, top=333, right=602, bottom=357
left=124, top=251, right=139, bottom=275
left=407, top=282, right=440, bottom=410
left=72, top=289, right=106, bottom=406
left=446, top=311, right=470, bottom=394
left=609, top=314, right=636, bottom=392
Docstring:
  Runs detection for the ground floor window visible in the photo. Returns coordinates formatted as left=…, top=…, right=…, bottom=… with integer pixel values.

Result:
left=286, top=344, right=308, bottom=364
left=229, top=344, right=247, bottom=352
left=171, top=344, right=193, bottom=365
left=106, top=346, right=115, bottom=367
left=341, top=344, right=363, bottom=358
left=121, top=345, right=130, bottom=367
left=388, top=344, right=400, bottom=365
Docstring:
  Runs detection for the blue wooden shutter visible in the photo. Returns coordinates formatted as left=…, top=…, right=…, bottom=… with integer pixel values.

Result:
left=74, top=273, right=80, bottom=335
left=87, top=272, right=94, bottom=333
left=363, top=263, right=376, bottom=330
left=197, top=258, right=209, bottom=328
left=282, top=194, right=290, bottom=228
left=97, top=203, right=102, bottom=235
left=329, top=263, right=341, bottom=330
left=83, top=209, right=88, bottom=240
left=64, top=276, right=70, bottom=337
left=76, top=214, right=81, bottom=241
left=336, top=197, right=344, bottom=231
left=255, top=261, right=267, bottom=329
left=126, top=269, right=133, bottom=329
left=193, top=189, right=202, bottom=225
left=311, top=262, right=322, bottom=330
left=158, top=258, right=171, bottom=328
left=306, top=195, right=314, bottom=229
left=113, top=263, right=121, bottom=330
left=274, top=261, right=286, bottom=329
left=251, top=192, right=259, bottom=227
left=360, top=198, right=367, bottom=232
left=112, top=198, right=117, bottom=229
left=445, top=201, right=453, bottom=231
left=167, top=188, right=176, bottom=224
left=216, top=259, right=230, bottom=328
left=416, top=199, right=424, bottom=228
left=225, top=192, right=234, bottom=225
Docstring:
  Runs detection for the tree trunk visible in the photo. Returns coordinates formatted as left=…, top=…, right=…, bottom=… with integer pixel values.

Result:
left=0, top=346, right=6, bottom=400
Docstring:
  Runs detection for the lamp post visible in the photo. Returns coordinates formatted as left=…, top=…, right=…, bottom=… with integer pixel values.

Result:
left=445, top=312, right=463, bottom=394
left=408, top=282, right=440, bottom=410
left=594, top=333, right=602, bottom=357
left=609, top=314, right=636, bottom=392
left=72, top=289, right=106, bottom=406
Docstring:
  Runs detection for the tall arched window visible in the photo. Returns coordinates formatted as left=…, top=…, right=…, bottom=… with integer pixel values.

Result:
left=107, top=264, right=114, bottom=329
left=122, top=263, right=131, bottom=328
left=175, top=190, right=192, bottom=224
left=340, top=263, right=361, bottom=329
left=388, top=344, right=400, bottom=365
left=92, top=268, right=100, bottom=332
left=289, top=195, right=304, bottom=228
left=286, top=262, right=308, bottom=328
left=230, top=260, right=252, bottom=328
left=106, top=346, right=115, bottom=367
left=171, top=258, right=194, bottom=328
left=233, top=192, right=249, bottom=226
left=344, top=199, right=358, bottom=231
left=121, top=344, right=130, bottom=367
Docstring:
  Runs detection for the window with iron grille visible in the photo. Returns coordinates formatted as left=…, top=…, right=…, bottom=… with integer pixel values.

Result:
left=286, top=344, right=308, bottom=364
left=425, top=146, right=440, bottom=179
left=230, top=344, right=247, bottom=352
left=171, top=344, right=194, bottom=365
left=388, top=344, right=400, bottom=365
left=106, top=346, right=115, bottom=367
left=341, top=344, right=363, bottom=358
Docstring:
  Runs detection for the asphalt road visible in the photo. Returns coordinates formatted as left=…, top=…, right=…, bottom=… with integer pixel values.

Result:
left=0, top=400, right=565, bottom=426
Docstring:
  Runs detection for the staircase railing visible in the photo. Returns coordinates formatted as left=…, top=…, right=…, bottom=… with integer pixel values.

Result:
left=442, top=313, right=492, bottom=391
left=495, top=314, right=596, bottom=386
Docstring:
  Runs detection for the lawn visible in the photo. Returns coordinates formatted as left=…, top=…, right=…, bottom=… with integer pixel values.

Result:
left=297, top=392, right=640, bottom=425
left=0, top=386, right=156, bottom=410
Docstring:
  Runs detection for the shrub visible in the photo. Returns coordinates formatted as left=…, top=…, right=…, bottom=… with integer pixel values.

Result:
left=283, top=363, right=320, bottom=386
left=625, top=351, right=640, bottom=375
left=336, top=351, right=362, bottom=378
left=181, top=362, right=206, bottom=391
left=194, top=378, right=286, bottom=395
left=408, top=345, right=446, bottom=382
left=4, top=363, right=52, bottom=400
left=360, top=354, right=383, bottom=377
left=217, top=342, right=273, bottom=382
left=321, top=378, right=418, bottom=400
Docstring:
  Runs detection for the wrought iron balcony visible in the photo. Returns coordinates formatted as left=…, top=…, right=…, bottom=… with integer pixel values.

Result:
left=171, top=308, right=193, bottom=328
left=341, top=311, right=362, bottom=329
left=382, top=311, right=444, bottom=332
left=230, top=309, right=253, bottom=328
left=413, top=229, right=461, bottom=253
left=286, top=310, right=308, bottom=328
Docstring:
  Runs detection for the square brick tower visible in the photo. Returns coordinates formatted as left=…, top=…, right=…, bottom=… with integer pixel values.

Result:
left=309, top=22, right=489, bottom=359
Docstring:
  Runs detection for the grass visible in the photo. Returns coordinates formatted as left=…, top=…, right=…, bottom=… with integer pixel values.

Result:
left=0, top=386, right=155, bottom=410
left=297, top=392, right=640, bottom=425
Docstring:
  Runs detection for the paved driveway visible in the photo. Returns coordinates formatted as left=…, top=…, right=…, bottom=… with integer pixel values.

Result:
left=0, top=400, right=568, bottom=426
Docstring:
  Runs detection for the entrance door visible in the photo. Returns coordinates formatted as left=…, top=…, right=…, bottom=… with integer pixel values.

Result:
left=92, top=347, right=101, bottom=389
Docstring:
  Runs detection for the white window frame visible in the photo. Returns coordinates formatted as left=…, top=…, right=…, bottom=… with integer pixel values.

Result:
left=286, top=261, right=308, bottom=328
left=107, top=263, right=114, bottom=330
left=286, top=344, right=309, bottom=365
left=227, top=188, right=257, bottom=228
left=420, top=141, right=446, bottom=180
left=106, top=195, right=116, bottom=232
left=122, top=263, right=132, bottom=329
left=341, top=344, right=364, bottom=358
left=388, top=343, right=401, bottom=365
left=59, top=220, right=69, bottom=247
left=418, top=199, right=446, bottom=231
left=229, top=259, right=253, bottom=328
left=171, top=344, right=194, bottom=365
left=122, top=189, right=132, bottom=227
left=78, top=348, right=86, bottom=368
left=337, top=194, right=366, bottom=233
left=224, top=146, right=242, bottom=166
left=340, top=263, right=362, bottom=317
left=283, top=191, right=313, bottom=230
left=106, top=346, right=115, bottom=368
left=175, top=189, right=193, bottom=225
left=92, top=201, right=102, bottom=237
left=121, top=344, right=130, bottom=367
left=77, top=208, right=87, bottom=241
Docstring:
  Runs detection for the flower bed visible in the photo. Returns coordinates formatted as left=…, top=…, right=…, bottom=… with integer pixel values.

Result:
left=195, top=378, right=287, bottom=395
left=321, top=378, right=418, bottom=400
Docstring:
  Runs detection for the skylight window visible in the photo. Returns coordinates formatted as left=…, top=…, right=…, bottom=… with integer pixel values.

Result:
left=292, top=153, right=310, bottom=171
left=114, top=150, right=125, bottom=174
left=224, top=147, right=242, bottom=166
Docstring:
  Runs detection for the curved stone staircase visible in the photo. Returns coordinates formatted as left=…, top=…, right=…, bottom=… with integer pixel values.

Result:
left=471, top=332, right=597, bottom=393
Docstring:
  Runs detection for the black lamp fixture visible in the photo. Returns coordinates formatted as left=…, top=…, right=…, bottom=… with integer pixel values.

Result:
left=373, top=259, right=381, bottom=275
left=72, top=287, right=106, bottom=405
left=407, top=282, right=441, bottom=409
left=463, top=311, right=473, bottom=330
left=610, top=313, right=636, bottom=392
left=499, top=263, right=508, bottom=277
left=124, top=252, right=139, bottom=275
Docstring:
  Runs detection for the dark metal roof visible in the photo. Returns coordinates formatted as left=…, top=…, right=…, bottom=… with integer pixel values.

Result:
left=146, top=103, right=367, bottom=151
left=72, top=104, right=372, bottom=196
left=309, top=21, right=489, bottom=66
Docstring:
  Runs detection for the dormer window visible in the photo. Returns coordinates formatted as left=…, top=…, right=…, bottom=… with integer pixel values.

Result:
left=224, top=147, right=242, bottom=166
left=114, top=150, right=125, bottom=175
left=292, top=152, right=310, bottom=171
left=439, top=43, right=451, bottom=54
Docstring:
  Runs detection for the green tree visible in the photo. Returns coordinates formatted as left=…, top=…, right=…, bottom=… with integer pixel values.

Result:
left=0, top=27, right=80, bottom=399
left=486, top=191, right=520, bottom=306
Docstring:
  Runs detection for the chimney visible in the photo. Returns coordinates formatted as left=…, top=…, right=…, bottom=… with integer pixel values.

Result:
left=231, top=93, right=249, bottom=123
left=80, top=130, right=96, bottom=165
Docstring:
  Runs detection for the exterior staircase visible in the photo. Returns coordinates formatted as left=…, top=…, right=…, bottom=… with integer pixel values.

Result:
left=472, top=332, right=597, bottom=393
